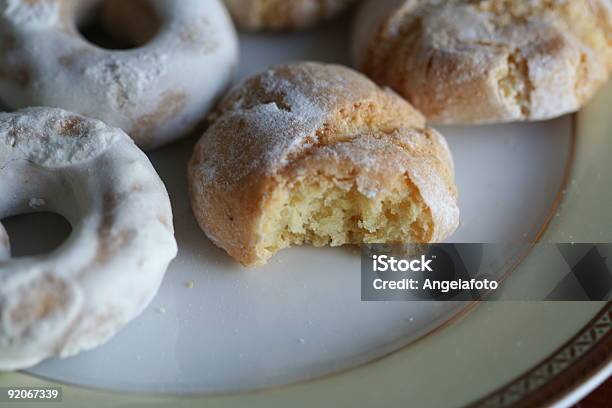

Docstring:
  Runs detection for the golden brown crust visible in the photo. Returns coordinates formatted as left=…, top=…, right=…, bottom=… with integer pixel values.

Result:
left=188, top=62, right=459, bottom=266
left=354, top=0, right=612, bottom=124
left=224, top=0, right=356, bottom=31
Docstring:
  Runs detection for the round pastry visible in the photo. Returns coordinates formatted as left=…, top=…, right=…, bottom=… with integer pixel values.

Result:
left=189, top=62, right=459, bottom=267
left=224, top=0, right=356, bottom=31
left=353, top=0, right=612, bottom=124
left=0, top=108, right=177, bottom=370
left=0, top=0, right=239, bottom=150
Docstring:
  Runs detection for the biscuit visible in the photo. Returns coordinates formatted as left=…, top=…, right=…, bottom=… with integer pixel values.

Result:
left=188, top=62, right=459, bottom=266
left=353, top=0, right=612, bottom=124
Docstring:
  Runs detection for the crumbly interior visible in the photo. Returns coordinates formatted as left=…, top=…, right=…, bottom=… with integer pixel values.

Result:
left=498, top=49, right=532, bottom=117
left=256, top=176, right=429, bottom=262
left=478, top=0, right=612, bottom=108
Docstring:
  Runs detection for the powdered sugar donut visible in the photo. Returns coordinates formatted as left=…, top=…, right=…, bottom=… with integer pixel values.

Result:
left=0, top=0, right=239, bottom=150
left=0, top=108, right=178, bottom=370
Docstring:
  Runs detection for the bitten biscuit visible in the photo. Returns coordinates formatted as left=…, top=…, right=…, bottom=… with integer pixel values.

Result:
left=188, top=62, right=459, bottom=266
left=224, top=0, right=356, bottom=31
left=353, top=0, right=612, bottom=124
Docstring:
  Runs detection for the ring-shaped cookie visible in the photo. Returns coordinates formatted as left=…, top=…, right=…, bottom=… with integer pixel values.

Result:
left=0, top=0, right=239, bottom=149
left=0, top=108, right=177, bottom=370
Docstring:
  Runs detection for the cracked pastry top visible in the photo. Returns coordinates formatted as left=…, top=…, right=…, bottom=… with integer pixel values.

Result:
left=353, top=0, right=612, bottom=124
left=188, top=62, right=459, bottom=266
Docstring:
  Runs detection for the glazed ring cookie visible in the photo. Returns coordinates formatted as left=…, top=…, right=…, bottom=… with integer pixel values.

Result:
left=224, top=0, right=356, bottom=31
left=353, top=0, right=612, bottom=124
left=0, top=0, right=238, bottom=150
left=0, top=108, right=177, bottom=370
left=189, top=62, right=459, bottom=266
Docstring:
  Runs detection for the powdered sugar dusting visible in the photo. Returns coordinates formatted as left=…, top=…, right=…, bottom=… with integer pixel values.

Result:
left=0, top=108, right=118, bottom=167
left=193, top=62, right=445, bottom=191
left=199, top=102, right=322, bottom=187
left=85, top=53, right=170, bottom=111
left=199, top=63, right=373, bottom=189
left=0, top=0, right=61, bottom=26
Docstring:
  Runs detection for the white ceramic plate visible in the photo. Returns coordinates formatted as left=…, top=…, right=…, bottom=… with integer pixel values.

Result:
left=1, top=12, right=610, bottom=408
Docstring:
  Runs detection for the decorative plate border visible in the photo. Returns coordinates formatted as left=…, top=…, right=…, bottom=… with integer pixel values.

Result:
left=469, top=302, right=612, bottom=408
